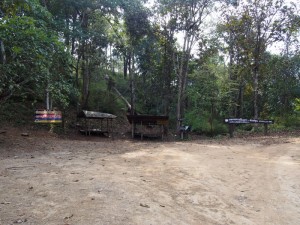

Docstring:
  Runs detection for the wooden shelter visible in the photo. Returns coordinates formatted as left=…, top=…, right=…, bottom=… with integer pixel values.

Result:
left=78, top=110, right=117, bottom=137
left=127, top=115, right=169, bottom=140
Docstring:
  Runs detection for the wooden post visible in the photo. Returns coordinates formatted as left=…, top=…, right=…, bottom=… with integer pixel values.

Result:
left=84, top=118, right=87, bottom=136
left=106, top=119, right=109, bottom=134
left=264, top=123, right=268, bottom=135
left=141, top=121, right=143, bottom=140
left=178, top=119, right=183, bottom=140
left=46, top=88, right=50, bottom=110
left=108, top=118, right=112, bottom=139
left=132, top=122, right=135, bottom=138
left=229, top=124, right=235, bottom=138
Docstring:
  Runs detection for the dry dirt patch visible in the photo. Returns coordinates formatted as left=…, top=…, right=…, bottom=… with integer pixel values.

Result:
left=0, top=129, right=300, bottom=225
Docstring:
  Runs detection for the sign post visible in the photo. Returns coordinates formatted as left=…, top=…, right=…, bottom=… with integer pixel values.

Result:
left=224, top=118, right=274, bottom=137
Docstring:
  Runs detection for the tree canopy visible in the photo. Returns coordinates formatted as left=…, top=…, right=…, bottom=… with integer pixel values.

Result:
left=0, top=0, right=299, bottom=133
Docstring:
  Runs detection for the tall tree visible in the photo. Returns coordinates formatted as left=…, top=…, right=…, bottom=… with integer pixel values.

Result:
left=121, top=0, right=151, bottom=114
left=0, top=0, right=73, bottom=106
left=219, top=0, right=299, bottom=119
left=152, top=2, right=178, bottom=117
left=44, top=0, right=120, bottom=109
left=157, top=0, right=214, bottom=130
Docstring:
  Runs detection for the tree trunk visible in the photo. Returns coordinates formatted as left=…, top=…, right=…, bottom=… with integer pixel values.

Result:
left=123, top=55, right=127, bottom=79
left=163, top=44, right=173, bottom=117
left=176, top=35, right=187, bottom=131
left=81, top=50, right=90, bottom=109
left=0, top=40, right=6, bottom=64
left=239, top=83, right=244, bottom=117
left=104, top=75, right=132, bottom=111
left=253, top=67, right=259, bottom=119
left=81, top=39, right=91, bottom=110
left=71, top=12, right=77, bottom=55
left=64, top=11, right=70, bottom=47
left=176, top=33, right=192, bottom=131
left=228, top=28, right=237, bottom=117
left=129, top=51, right=136, bottom=138
left=129, top=51, right=135, bottom=115
left=253, top=21, right=262, bottom=120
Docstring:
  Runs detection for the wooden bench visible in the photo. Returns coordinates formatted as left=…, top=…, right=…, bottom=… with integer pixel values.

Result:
left=224, top=118, right=274, bottom=138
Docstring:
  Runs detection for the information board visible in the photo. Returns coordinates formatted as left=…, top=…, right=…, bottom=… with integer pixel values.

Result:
left=224, top=118, right=274, bottom=124
left=34, top=110, right=62, bottom=124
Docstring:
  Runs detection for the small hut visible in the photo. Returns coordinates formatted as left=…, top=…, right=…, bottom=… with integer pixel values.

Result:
left=77, top=110, right=117, bottom=137
left=127, top=114, right=168, bottom=140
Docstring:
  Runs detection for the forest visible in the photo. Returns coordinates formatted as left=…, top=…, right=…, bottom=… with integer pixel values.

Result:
left=0, top=0, right=300, bottom=135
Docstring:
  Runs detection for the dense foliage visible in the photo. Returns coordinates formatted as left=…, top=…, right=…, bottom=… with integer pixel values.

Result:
left=0, top=0, right=299, bottom=134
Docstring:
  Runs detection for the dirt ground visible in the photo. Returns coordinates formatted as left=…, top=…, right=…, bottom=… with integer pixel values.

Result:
left=0, top=127, right=300, bottom=225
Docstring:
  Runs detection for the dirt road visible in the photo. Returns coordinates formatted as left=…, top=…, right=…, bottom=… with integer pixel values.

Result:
left=0, top=130, right=299, bottom=225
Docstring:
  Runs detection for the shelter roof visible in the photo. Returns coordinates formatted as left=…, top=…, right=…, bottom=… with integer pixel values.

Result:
left=78, top=110, right=117, bottom=119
